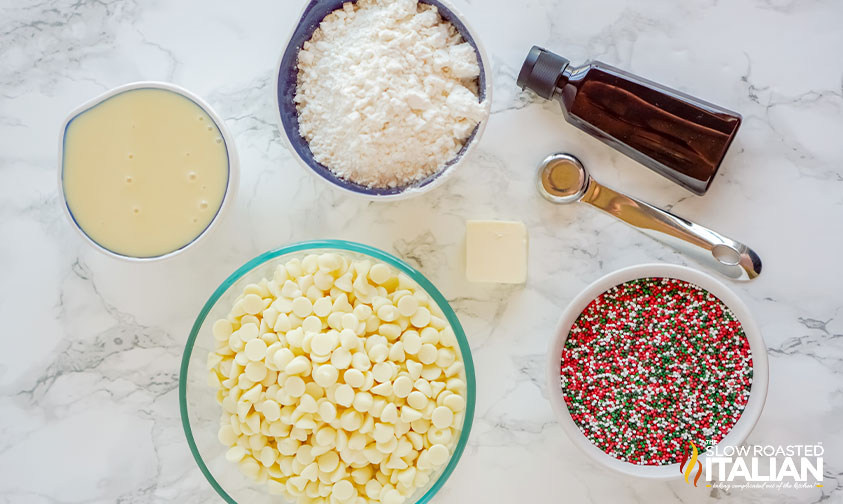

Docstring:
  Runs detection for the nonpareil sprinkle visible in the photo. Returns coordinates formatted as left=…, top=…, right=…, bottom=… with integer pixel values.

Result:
left=560, top=277, right=752, bottom=465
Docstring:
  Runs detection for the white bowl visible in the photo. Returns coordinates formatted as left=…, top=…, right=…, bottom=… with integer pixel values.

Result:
left=58, top=81, right=239, bottom=262
left=546, top=263, right=768, bottom=479
left=273, top=0, right=491, bottom=201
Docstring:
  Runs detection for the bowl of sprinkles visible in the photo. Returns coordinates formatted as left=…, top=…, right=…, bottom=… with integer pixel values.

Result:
left=546, top=264, right=768, bottom=479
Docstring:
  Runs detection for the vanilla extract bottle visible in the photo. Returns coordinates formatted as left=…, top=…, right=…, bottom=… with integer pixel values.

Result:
left=518, top=46, right=742, bottom=195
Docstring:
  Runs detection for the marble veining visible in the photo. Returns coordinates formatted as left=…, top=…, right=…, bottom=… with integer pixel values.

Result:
left=1, top=0, right=842, bottom=503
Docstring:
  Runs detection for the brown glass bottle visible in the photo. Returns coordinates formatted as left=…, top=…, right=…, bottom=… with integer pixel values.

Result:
left=518, top=46, right=742, bottom=195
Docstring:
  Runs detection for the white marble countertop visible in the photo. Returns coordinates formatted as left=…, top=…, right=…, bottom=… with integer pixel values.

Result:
left=2, top=0, right=842, bottom=502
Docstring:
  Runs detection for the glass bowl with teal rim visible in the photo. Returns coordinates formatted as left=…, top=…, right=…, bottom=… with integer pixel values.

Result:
left=180, top=240, right=476, bottom=504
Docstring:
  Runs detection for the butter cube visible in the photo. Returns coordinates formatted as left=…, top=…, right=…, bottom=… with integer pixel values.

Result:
left=465, top=220, right=528, bottom=284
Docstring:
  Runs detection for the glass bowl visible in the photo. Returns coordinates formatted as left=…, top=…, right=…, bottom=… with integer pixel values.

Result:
left=180, top=240, right=476, bottom=503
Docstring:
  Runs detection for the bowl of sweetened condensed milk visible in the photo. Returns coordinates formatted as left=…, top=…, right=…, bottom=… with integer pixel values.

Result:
left=58, top=81, right=238, bottom=261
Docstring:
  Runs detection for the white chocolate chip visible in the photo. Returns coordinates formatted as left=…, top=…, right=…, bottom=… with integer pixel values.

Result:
left=285, top=356, right=312, bottom=376
left=218, top=424, right=237, bottom=445
left=340, top=313, right=359, bottom=330
left=392, top=375, right=413, bottom=398
left=330, top=348, right=353, bottom=369
left=410, top=307, right=431, bottom=328
left=332, top=480, right=355, bottom=501
left=431, top=406, right=454, bottom=429
left=313, top=296, right=333, bottom=317
left=388, top=341, right=405, bottom=362
left=318, top=401, right=337, bottom=423
left=444, top=393, right=465, bottom=412
left=299, top=394, right=318, bottom=414
left=418, top=343, right=437, bottom=365
left=245, top=361, right=267, bottom=382
left=370, top=382, right=393, bottom=397
left=284, top=376, right=306, bottom=398
left=419, top=327, right=439, bottom=345
left=413, top=379, right=432, bottom=397
left=427, top=426, right=453, bottom=445
left=368, top=343, right=389, bottom=363
left=244, top=338, right=268, bottom=361
left=237, top=323, right=259, bottom=342
left=428, top=443, right=450, bottom=467
left=335, top=384, right=355, bottom=407
left=311, top=331, right=335, bottom=356
left=353, top=304, right=373, bottom=320
left=372, top=362, right=392, bottom=383
left=396, top=295, right=419, bottom=317
left=380, top=402, right=399, bottom=424
left=292, top=296, right=313, bottom=318
left=351, top=352, right=371, bottom=371
left=213, top=319, right=234, bottom=341
left=379, top=323, right=401, bottom=341
left=314, top=364, right=339, bottom=387
left=353, top=391, right=374, bottom=413
left=383, top=488, right=403, bottom=504
left=407, top=391, right=428, bottom=410
left=273, top=348, right=295, bottom=370
left=406, top=360, right=423, bottom=381
left=344, top=368, right=365, bottom=389
left=243, top=294, right=264, bottom=315
left=340, top=409, right=363, bottom=431
left=376, top=303, right=398, bottom=322
left=421, top=364, right=442, bottom=381
left=317, top=450, right=340, bottom=473
left=301, top=315, right=322, bottom=334
left=366, top=264, right=389, bottom=284
left=400, top=406, right=423, bottom=423
left=401, top=331, right=421, bottom=355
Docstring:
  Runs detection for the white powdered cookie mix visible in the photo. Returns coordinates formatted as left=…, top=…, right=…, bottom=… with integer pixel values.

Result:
left=295, top=0, right=486, bottom=189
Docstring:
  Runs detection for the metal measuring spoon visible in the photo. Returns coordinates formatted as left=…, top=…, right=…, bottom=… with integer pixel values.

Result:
left=538, top=153, right=762, bottom=281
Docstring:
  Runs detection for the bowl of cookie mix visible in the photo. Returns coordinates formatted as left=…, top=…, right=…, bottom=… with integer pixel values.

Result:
left=180, top=240, right=476, bottom=504
left=275, top=0, right=491, bottom=200
left=546, top=264, right=768, bottom=479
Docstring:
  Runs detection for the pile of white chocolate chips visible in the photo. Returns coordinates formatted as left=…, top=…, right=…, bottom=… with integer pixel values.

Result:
left=207, top=252, right=467, bottom=504
left=295, top=0, right=486, bottom=188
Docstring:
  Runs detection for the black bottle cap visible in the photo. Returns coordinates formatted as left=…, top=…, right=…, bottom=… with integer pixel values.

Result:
left=517, top=46, right=570, bottom=100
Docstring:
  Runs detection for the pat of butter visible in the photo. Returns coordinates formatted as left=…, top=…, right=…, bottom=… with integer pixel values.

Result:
left=465, top=220, right=528, bottom=284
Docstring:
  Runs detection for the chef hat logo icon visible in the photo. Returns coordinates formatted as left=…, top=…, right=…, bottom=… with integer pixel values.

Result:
left=679, top=441, right=703, bottom=486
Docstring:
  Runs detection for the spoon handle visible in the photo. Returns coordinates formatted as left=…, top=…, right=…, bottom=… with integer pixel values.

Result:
left=581, top=181, right=762, bottom=281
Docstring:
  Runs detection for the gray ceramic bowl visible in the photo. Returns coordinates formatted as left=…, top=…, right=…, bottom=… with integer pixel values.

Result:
left=274, top=0, right=491, bottom=200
